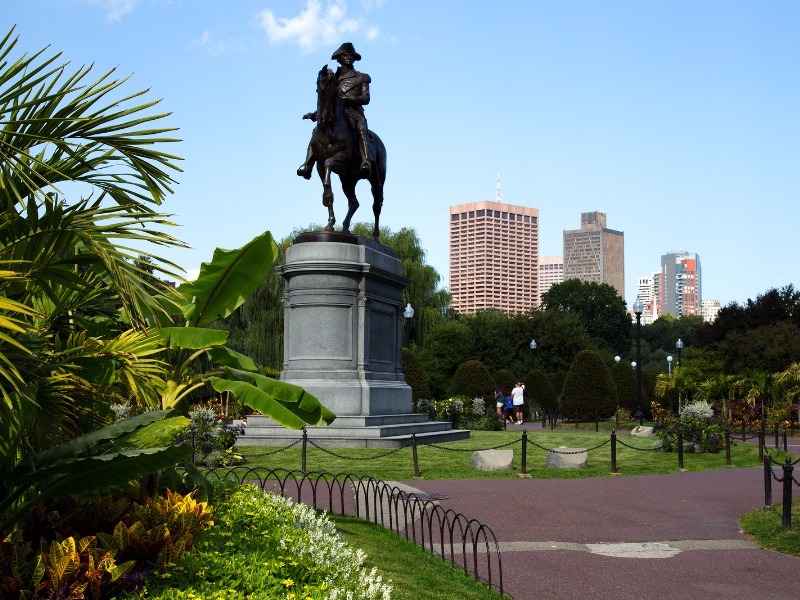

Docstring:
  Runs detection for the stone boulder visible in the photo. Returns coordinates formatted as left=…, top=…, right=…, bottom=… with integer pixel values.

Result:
left=471, top=449, right=513, bottom=471
left=546, top=446, right=588, bottom=469
left=631, top=426, right=655, bottom=437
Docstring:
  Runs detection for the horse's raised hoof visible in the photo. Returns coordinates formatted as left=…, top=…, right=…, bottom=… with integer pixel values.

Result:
left=297, top=164, right=313, bottom=180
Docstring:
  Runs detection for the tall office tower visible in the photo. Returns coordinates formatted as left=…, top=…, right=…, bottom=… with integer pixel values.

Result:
left=538, top=256, right=564, bottom=305
left=660, top=251, right=702, bottom=317
left=701, top=299, right=721, bottom=323
left=449, top=200, right=539, bottom=314
left=562, top=211, right=625, bottom=299
left=636, top=275, right=657, bottom=324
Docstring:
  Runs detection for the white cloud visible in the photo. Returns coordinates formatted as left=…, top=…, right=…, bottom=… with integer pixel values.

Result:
left=190, top=30, right=236, bottom=57
left=256, top=0, right=365, bottom=54
left=87, top=0, right=139, bottom=22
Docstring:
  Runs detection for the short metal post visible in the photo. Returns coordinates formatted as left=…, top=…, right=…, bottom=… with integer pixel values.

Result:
left=764, top=454, right=772, bottom=510
left=759, top=427, right=765, bottom=462
left=725, top=430, right=731, bottom=467
left=782, top=457, right=794, bottom=530
left=741, top=421, right=746, bottom=442
left=520, top=430, right=528, bottom=476
left=611, top=429, right=617, bottom=474
left=595, top=413, right=599, bottom=433
left=677, top=430, right=684, bottom=470
left=411, top=432, right=421, bottom=478
left=301, top=428, right=308, bottom=473
left=542, top=411, right=546, bottom=428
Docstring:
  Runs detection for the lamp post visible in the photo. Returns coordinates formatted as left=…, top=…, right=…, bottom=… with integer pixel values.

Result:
left=403, top=303, right=414, bottom=348
left=676, top=338, right=684, bottom=367
left=529, top=339, right=537, bottom=370
left=667, top=355, right=673, bottom=377
left=633, top=297, right=644, bottom=426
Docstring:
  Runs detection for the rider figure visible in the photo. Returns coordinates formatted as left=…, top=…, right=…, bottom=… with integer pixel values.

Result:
left=297, top=42, right=372, bottom=179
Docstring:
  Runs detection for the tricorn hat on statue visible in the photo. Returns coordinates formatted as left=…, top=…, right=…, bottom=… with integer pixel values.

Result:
left=331, top=42, right=361, bottom=61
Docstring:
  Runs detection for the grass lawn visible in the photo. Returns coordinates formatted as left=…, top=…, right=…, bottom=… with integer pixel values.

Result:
left=236, top=428, right=766, bottom=480
left=741, top=500, right=800, bottom=557
left=331, top=515, right=504, bottom=599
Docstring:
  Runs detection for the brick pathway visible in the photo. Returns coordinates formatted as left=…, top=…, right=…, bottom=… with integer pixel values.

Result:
left=404, top=457, right=800, bottom=599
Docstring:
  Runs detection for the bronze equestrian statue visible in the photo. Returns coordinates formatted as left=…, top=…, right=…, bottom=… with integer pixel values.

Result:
left=296, top=42, right=387, bottom=240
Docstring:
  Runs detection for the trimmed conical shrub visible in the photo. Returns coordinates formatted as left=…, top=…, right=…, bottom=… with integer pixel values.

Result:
left=561, top=350, right=618, bottom=421
left=492, top=368, right=516, bottom=395
left=448, top=359, right=495, bottom=400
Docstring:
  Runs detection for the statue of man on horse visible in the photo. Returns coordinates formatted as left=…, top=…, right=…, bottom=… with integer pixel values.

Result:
left=297, top=42, right=373, bottom=178
left=295, top=42, right=387, bottom=241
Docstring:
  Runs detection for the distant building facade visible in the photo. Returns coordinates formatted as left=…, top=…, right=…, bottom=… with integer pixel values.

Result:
left=562, top=211, right=625, bottom=299
left=660, top=251, right=702, bottom=317
left=702, top=299, right=721, bottom=323
left=449, top=201, right=539, bottom=314
left=636, top=275, right=658, bottom=325
left=538, top=256, right=564, bottom=305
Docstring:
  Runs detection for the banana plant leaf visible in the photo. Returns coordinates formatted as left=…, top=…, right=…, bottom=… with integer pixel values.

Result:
left=35, top=410, right=176, bottom=465
left=0, top=445, right=193, bottom=531
left=209, top=371, right=335, bottom=429
left=176, top=231, right=277, bottom=326
left=206, top=346, right=259, bottom=372
left=112, top=416, right=190, bottom=451
left=158, top=326, right=228, bottom=349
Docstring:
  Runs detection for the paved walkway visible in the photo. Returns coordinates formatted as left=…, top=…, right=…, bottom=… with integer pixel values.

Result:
left=402, top=426, right=800, bottom=600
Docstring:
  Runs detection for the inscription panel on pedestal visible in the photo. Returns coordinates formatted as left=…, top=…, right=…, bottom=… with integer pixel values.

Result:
left=289, top=303, right=353, bottom=360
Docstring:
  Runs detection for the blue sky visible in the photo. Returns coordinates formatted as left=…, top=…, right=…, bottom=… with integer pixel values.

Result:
left=7, top=0, right=800, bottom=308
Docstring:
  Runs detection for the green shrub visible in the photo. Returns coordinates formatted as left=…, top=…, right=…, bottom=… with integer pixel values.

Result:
left=134, top=482, right=392, bottom=599
left=655, top=401, right=725, bottom=453
left=448, top=360, right=494, bottom=400
left=560, top=350, right=617, bottom=421
left=492, top=368, right=516, bottom=395
left=524, top=369, right=558, bottom=415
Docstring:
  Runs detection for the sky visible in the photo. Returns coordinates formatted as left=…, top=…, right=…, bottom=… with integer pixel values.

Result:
left=7, top=0, right=800, bottom=308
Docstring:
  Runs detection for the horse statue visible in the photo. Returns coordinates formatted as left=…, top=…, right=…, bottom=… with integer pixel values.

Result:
left=301, top=65, right=387, bottom=240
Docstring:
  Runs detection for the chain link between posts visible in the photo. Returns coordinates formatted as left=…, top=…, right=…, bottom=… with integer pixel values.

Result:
left=615, top=438, right=663, bottom=452
left=244, top=437, right=302, bottom=458
left=306, top=438, right=411, bottom=461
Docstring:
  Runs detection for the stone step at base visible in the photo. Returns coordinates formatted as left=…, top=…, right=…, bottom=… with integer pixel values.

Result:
left=238, top=416, right=471, bottom=449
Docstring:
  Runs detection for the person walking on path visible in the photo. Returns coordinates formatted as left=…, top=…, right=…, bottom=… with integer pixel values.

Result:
left=511, top=381, right=525, bottom=424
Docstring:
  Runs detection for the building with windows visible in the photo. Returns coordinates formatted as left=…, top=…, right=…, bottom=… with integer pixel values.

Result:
left=636, top=275, right=658, bottom=325
left=562, top=211, right=625, bottom=300
left=448, top=200, right=539, bottom=313
left=659, top=251, right=701, bottom=317
left=538, top=256, right=564, bottom=305
left=702, top=299, right=721, bottom=323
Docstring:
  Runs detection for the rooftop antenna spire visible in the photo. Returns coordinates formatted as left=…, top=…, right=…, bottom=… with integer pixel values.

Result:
left=495, top=164, right=502, bottom=202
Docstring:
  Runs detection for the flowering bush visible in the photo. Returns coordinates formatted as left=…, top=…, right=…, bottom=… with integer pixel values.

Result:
left=133, top=482, right=392, bottom=599
left=655, top=401, right=726, bottom=453
left=172, top=406, right=245, bottom=467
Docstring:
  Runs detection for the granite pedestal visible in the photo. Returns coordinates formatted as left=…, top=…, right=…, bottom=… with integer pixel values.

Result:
left=241, top=233, right=468, bottom=448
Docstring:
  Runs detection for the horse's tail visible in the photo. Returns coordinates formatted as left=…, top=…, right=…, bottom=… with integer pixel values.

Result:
left=369, top=131, right=387, bottom=185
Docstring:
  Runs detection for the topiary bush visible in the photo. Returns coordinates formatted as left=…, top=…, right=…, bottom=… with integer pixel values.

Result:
left=492, top=368, right=516, bottom=396
left=560, top=350, right=618, bottom=422
left=403, top=348, right=431, bottom=411
left=523, top=368, right=557, bottom=420
left=448, top=359, right=495, bottom=400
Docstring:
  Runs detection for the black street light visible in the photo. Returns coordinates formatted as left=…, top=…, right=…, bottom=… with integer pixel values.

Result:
left=529, top=339, right=537, bottom=370
left=676, top=338, right=684, bottom=367
left=633, top=297, right=644, bottom=426
left=667, top=355, right=673, bottom=377
left=403, top=303, right=414, bottom=348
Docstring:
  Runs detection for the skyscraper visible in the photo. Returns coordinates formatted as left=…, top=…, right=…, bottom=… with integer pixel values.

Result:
left=562, top=212, right=625, bottom=299
left=538, top=256, right=564, bottom=305
left=449, top=200, right=539, bottom=313
left=660, top=251, right=702, bottom=317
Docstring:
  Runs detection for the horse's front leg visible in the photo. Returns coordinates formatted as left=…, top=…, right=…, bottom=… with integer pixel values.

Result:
left=340, top=177, right=359, bottom=235
left=321, top=162, right=335, bottom=231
